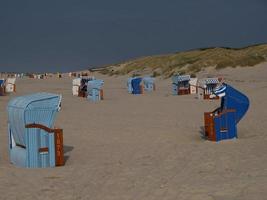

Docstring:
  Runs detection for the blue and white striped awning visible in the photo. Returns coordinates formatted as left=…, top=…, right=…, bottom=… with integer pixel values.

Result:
left=172, top=75, right=191, bottom=83
left=178, top=75, right=191, bottom=82
left=205, top=78, right=219, bottom=84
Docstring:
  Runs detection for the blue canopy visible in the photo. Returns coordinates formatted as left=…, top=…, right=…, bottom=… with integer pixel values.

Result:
left=131, top=77, right=142, bottom=94
left=221, top=84, right=249, bottom=123
left=7, top=93, right=61, bottom=147
left=0, top=79, right=4, bottom=86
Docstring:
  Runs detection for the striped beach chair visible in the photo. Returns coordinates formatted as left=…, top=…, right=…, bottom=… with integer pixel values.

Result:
left=86, top=79, right=104, bottom=102
left=7, top=93, right=64, bottom=168
left=204, top=83, right=249, bottom=142
left=198, top=78, right=221, bottom=99
left=172, top=75, right=191, bottom=95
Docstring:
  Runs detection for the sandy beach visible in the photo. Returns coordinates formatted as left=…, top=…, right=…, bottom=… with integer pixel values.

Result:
left=1, top=63, right=267, bottom=200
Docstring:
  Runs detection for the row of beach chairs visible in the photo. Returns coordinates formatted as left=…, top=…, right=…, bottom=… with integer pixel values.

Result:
left=72, top=77, right=104, bottom=102
left=126, top=75, right=222, bottom=100
left=5, top=74, right=249, bottom=169
left=127, top=77, right=156, bottom=94
left=172, top=75, right=223, bottom=100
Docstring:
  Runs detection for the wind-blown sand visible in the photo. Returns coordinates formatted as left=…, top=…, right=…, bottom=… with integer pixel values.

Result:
left=0, top=63, right=267, bottom=200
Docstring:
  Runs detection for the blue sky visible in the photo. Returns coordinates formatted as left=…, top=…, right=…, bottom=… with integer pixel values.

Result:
left=0, top=0, right=267, bottom=72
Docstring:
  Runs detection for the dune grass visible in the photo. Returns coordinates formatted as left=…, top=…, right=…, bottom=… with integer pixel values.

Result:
left=99, top=44, right=267, bottom=77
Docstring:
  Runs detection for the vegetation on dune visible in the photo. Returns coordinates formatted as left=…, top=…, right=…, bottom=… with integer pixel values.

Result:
left=99, top=44, right=267, bottom=77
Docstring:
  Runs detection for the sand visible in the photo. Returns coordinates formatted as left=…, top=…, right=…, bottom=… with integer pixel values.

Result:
left=0, top=63, right=267, bottom=200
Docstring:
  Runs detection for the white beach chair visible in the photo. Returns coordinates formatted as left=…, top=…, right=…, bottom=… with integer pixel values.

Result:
left=5, top=78, right=16, bottom=93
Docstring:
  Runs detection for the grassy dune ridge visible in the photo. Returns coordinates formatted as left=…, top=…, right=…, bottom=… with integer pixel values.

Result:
left=99, top=44, right=267, bottom=77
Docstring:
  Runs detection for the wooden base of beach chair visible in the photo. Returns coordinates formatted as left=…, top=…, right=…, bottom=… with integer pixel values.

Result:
left=0, top=87, right=5, bottom=96
left=78, top=90, right=86, bottom=97
left=100, top=89, right=104, bottom=100
left=178, top=88, right=190, bottom=95
left=140, top=85, right=144, bottom=94
left=204, top=112, right=216, bottom=141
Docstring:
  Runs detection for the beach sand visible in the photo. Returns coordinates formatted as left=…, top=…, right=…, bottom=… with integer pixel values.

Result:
left=0, top=63, right=267, bottom=200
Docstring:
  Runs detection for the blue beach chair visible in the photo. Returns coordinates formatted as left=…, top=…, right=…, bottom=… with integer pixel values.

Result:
left=7, top=93, right=64, bottom=168
left=204, top=84, right=250, bottom=142
left=86, top=79, right=104, bottom=102
left=143, top=77, right=155, bottom=92
left=131, top=77, right=143, bottom=94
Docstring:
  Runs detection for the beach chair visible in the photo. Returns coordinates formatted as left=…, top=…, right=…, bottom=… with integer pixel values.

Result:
left=5, top=78, right=16, bottom=93
left=189, top=78, right=198, bottom=94
left=199, top=78, right=220, bottom=99
left=72, top=77, right=95, bottom=97
left=0, top=79, right=5, bottom=96
left=204, top=84, right=249, bottom=142
left=72, top=78, right=82, bottom=96
left=172, top=75, right=191, bottom=95
left=131, top=77, right=143, bottom=94
left=7, top=93, right=64, bottom=168
left=86, top=79, right=104, bottom=102
left=143, top=77, right=155, bottom=92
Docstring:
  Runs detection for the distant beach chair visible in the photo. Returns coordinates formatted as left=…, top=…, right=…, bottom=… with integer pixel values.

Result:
left=189, top=78, right=198, bottom=94
left=72, top=77, right=95, bottom=97
left=198, top=78, right=221, bottom=100
left=172, top=75, right=191, bottom=95
left=131, top=77, right=143, bottom=94
left=143, top=77, right=155, bottom=92
left=0, top=79, right=5, bottom=96
left=5, top=78, right=16, bottom=93
left=72, top=78, right=82, bottom=96
left=7, top=93, right=64, bottom=168
left=86, top=79, right=104, bottom=102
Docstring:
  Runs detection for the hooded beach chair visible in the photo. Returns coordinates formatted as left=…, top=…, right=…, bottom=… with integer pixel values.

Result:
left=72, top=77, right=95, bottom=97
left=172, top=75, right=191, bottom=95
left=203, top=84, right=249, bottom=142
left=189, top=78, right=198, bottom=94
left=131, top=77, right=143, bottom=94
left=199, top=78, right=221, bottom=99
left=86, top=79, right=104, bottom=102
left=7, top=93, right=64, bottom=168
left=5, top=78, right=16, bottom=93
left=72, top=78, right=82, bottom=96
left=143, top=77, right=155, bottom=92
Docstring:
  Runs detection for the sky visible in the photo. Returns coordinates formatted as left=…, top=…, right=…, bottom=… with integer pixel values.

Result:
left=0, top=0, right=267, bottom=73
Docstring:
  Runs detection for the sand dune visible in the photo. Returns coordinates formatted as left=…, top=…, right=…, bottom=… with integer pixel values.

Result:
left=0, top=63, right=267, bottom=200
